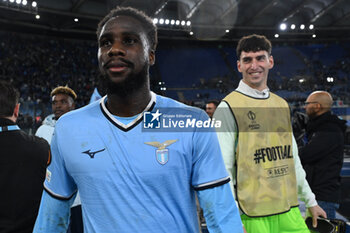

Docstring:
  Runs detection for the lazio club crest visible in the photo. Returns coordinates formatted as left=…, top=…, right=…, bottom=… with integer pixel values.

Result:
left=144, top=140, right=178, bottom=165
left=156, top=149, right=169, bottom=165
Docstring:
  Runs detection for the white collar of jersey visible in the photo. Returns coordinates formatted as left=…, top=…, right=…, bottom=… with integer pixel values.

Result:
left=236, top=80, right=270, bottom=99
left=99, top=92, right=156, bottom=131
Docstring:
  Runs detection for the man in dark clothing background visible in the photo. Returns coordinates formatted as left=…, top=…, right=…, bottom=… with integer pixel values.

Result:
left=300, top=90, right=347, bottom=219
left=0, top=80, right=50, bottom=233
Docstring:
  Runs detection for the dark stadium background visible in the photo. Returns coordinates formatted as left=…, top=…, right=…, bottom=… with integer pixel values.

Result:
left=1, top=0, right=349, bottom=224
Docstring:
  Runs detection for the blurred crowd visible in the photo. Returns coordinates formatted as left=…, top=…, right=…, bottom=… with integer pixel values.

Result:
left=0, top=31, right=100, bottom=132
left=0, top=31, right=99, bottom=109
left=1, top=31, right=349, bottom=133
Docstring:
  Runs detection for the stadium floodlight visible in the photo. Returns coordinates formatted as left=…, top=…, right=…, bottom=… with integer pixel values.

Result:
left=15, top=0, right=21, bottom=4
left=186, top=21, right=191, bottom=26
left=32, top=1, right=37, bottom=7
left=165, top=19, right=169, bottom=25
left=9, top=0, right=15, bottom=3
left=181, top=20, right=185, bottom=26
left=170, top=19, right=175, bottom=25
left=22, top=0, right=27, bottom=5
left=35, top=14, right=40, bottom=19
left=225, top=29, right=230, bottom=33
left=309, top=24, right=314, bottom=30
left=327, top=77, right=334, bottom=83
left=74, top=18, right=79, bottom=22
left=189, top=31, right=193, bottom=35
left=175, top=20, right=180, bottom=25
left=312, top=34, right=316, bottom=38
left=159, top=18, right=164, bottom=24
left=300, top=24, right=305, bottom=30
left=274, top=34, right=279, bottom=38
left=279, top=23, right=287, bottom=31
left=153, top=18, right=158, bottom=24
left=290, top=24, right=296, bottom=30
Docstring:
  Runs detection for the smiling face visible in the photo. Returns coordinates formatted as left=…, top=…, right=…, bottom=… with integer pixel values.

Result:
left=237, top=50, right=274, bottom=91
left=97, top=15, right=155, bottom=94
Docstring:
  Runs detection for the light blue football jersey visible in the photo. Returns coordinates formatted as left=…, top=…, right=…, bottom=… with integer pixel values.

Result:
left=88, top=87, right=103, bottom=104
left=45, top=92, right=229, bottom=233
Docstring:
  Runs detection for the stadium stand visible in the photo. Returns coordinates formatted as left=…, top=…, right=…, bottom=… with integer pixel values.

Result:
left=0, top=30, right=349, bottom=131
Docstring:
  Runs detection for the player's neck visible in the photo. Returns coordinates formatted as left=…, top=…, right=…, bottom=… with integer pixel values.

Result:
left=106, top=86, right=152, bottom=117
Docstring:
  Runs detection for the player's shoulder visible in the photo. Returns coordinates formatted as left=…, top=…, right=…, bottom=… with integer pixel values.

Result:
left=223, top=90, right=239, bottom=98
left=19, top=130, right=50, bottom=151
left=35, top=123, right=53, bottom=140
left=56, top=101, right=100, bottom=127
left=36, top=123, right=54, bottom=132
left=269, top=92, right=289, bottom=105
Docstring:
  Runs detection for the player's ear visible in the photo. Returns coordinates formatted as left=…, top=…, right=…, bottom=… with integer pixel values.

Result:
left=237, top=60, right=242, bottom=72
left=13, top=103, right=20, bottom=119
left=149, top=50, right=155, bottom=66
left=268, top=55, right=274, bottom=69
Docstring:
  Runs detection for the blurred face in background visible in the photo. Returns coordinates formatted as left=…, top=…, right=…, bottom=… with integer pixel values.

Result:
left=304, top=94, right=321, bottom=119
left=206, top=103, right=217, bottom=118
left=52, top=93, right=75, bottom=120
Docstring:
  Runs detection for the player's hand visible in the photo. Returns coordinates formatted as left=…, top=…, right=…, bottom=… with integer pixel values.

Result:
left=308, top=205, right=327, bottom=227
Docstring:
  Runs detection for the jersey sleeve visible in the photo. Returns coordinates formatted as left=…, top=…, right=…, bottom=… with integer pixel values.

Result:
left=35, top=125, right=52, bottom=143
left=191, top=110, right=230, bottom=190
left=33, top=190, right=74, bottom=233
left=44, top=125, right=77, bottom=199
left=293, top=135, right=317, bottom=207
left=197, top=183, right=243, bottom=233
left=212, top=101, right=238, bottom=197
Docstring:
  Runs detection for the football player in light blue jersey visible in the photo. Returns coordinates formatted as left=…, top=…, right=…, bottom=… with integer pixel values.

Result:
left=33, top=7, right=244, bottom=233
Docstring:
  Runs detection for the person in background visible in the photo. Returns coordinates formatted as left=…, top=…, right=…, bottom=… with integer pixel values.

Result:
left=33, top=7, right=244, bottom=233
left=205, top=100, right=219, bottom=119
left=35, top=85, right=77, bottom=143
left=300, top=91, right=346, bottom=219
left=0, top=80, right=50, bottom=233
left=214, top=34, right=326, bottom=233
left=35, top=85, right=82, bottom=233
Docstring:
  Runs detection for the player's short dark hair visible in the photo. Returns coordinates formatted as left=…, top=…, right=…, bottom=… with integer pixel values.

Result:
left=207, top=100, right=219, bottom=107
left=96, top=7, right=158, bottom=51
left=51, top=85, right=77, bottom=100
left=236, top=34, right=272, bottom=60
left=0, top=80, right=20, bottom=117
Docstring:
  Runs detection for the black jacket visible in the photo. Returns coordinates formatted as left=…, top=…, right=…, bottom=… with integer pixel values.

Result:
left=0, top=118, right=50, bottom=233
left=299, top=111, right=347, bottom=203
